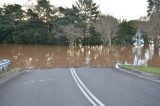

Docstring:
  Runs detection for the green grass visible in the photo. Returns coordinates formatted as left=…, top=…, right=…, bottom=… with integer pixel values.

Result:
left=121, top=65, right=160, bottom=77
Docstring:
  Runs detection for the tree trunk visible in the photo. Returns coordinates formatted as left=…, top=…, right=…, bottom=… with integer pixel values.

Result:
left=47, top=23, right=50, bottom=34
left=154, top=36, right=159, bottom=53
left=103, top=40, right=108, bottom=46
left=108, top=35, right=112, bottom=47
left=69, top=39, right=75, bottom=47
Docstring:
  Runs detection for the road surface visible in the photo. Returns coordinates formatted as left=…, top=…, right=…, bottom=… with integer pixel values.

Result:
left=0, top=68, right=160, bottom=106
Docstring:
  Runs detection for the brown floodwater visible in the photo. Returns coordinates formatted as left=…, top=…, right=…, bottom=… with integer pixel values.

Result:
left=0, top=44, right=160, bottom=70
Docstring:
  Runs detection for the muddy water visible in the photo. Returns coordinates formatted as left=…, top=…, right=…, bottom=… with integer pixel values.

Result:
left=0, top=44, right=160, bottom=70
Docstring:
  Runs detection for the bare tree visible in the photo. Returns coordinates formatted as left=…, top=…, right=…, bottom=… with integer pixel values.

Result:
left=149, top=11, right=160, bottom=49
left=140, top=11, right=160, bottom=50
left=59, top=24, right=83, bottom=46
left=95, top=15, right=119, bottom=46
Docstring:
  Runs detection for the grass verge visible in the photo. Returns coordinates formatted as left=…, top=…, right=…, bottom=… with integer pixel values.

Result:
left=121, top=65, right=160, bottom=77
left=0, top=70, right=14, bottom=78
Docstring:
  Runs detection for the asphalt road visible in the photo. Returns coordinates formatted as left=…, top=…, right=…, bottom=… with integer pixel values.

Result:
left=0, top=68, right=160, bottom=106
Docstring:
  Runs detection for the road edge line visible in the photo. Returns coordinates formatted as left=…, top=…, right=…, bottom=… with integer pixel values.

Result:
left=115, top=64, right=160, bottom=83
left=0, top=71, right=26, bottom=85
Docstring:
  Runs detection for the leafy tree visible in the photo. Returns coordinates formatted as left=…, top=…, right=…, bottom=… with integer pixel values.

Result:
left=114, top=21, right=137, bottom=45
left=26, top=8, right=39, bottom=21
left=75, top=0, right=101, bottom=36
left=147, top=0, right=160, bottom=16
left=50, top=6, right=88, bottom=45
left=0, top=0, right=103, bottom=45
left=58, top=6, right=84, bottom=26
left=75, top=0, right=100, bottom=23
left=12, top=17, right=48, bottom=44
left=3, top=4, right=24, bottom=28
left=0, top=4, right=24, bottom=42
left=35, top=0, right=57, bottom=33
left=81, top=26, right=102, bottom=45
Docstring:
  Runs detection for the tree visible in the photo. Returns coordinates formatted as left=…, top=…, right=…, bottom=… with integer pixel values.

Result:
left=75, top=0, right=100, bottom=22
left=3, top=4, right=24, bottom=28
left=0, top=4, right=24, bottom=42
left=58, top=6, right=84, bottom=26
left=147, top=0, right=160, bottom=16
left=114, top=21, right=137, bottom=45
left=147, top=0, right=160, bottom=50
left=75, top=0, right=100, bottom=36
left=95, top=15, right=119, bottom=46
left=146, top=11, right=160, bottom=50
left=26, top=8, right=39, bottom=21
left=58, top=24, right=83, bottom=46
left=81, top=26, right=102, bottom=45
left=35, top=0, right=57, bottom=33
left=0, top=0, right=102, bottom=45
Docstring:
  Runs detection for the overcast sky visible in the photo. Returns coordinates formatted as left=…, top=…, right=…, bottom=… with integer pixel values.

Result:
left=0, top=0, right=148, bottom=20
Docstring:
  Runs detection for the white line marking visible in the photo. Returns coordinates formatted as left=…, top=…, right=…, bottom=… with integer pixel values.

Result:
left=116, top=64, right=160, bottom=83
left=71, top=68, right=105, bottom=106
left=72, top=68, right=105, bottom=106
left=70, top=68, right=97, bottom=106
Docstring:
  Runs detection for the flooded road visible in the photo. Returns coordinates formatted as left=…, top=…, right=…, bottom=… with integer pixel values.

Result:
left=0, top=44, right=160, bottom=70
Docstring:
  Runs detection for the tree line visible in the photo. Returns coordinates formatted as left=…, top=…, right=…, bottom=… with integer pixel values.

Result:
left=0, top=0, right=159, bottom=47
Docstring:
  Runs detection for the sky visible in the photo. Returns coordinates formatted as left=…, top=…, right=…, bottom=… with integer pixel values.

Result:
left=0, top=0, right=148, bottom=20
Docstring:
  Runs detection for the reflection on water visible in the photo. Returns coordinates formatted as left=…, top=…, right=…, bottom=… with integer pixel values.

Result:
left=0, top=44, right=160, bottom=70
left=133, top=45, right=154, bottom=66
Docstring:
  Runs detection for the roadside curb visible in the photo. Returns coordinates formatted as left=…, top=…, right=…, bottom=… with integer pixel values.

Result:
left=115, top=64, right=160, bottom=83
left=0, top=70, right=26, bottom=85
